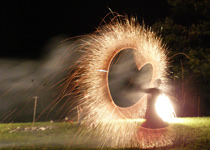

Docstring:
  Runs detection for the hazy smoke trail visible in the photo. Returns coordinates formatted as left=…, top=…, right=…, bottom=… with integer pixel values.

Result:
left=0, top=36, right=82, bottom=122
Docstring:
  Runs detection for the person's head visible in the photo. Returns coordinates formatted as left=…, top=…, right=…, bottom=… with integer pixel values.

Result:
left=154, top=79, right=161, bottom=88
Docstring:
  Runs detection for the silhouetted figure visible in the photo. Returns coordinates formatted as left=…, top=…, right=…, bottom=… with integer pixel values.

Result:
left=141, top=79, right=168, bottom=128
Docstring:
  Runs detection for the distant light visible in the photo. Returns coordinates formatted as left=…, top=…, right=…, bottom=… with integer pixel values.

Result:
left=155, top=94, right=176, bottom=122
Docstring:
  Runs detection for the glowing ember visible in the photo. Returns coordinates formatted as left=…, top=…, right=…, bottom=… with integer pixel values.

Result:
left=155, top=94, right=176, bottom=122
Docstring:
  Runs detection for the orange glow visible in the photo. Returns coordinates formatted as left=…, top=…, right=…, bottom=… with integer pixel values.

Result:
left=155, top=94, right=176, bottom=122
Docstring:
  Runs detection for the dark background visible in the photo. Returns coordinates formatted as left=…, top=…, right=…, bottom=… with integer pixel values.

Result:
left=0, top=0, right=169, bottom=59
left=0, top=0, right=210, bottom=122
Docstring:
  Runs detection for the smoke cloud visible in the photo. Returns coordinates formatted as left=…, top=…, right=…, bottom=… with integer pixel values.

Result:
left=108, top=49, right=153, bottom=108
left=0, top=36, right=82, bottom=122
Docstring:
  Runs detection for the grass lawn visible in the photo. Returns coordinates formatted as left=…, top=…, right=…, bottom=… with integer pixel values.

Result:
left=0, top=117, right=210, bottom=150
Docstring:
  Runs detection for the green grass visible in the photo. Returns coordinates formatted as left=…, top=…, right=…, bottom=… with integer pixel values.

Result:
left=165, top=117, right=210, bottom=150
left=0, top=117, right=210, bottom=150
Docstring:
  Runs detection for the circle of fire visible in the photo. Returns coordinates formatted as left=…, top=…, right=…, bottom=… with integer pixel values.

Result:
left=66, top=15, right=173, bottom=148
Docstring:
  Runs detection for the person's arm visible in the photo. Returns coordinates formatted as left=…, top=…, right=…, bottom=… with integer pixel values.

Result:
left=143, top=88, right=152, bottom=93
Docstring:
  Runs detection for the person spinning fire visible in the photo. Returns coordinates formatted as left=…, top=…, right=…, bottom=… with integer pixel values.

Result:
left=141, top=79, right=168, bottom=129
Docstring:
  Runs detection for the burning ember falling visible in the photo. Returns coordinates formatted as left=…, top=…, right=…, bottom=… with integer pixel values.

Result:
left=155, top=94, right=176, bottom=122
left=63, top=14, right=175, bottom=149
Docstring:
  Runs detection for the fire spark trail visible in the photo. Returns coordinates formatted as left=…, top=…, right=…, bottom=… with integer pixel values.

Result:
left=62, top=14, right=175, bottom=148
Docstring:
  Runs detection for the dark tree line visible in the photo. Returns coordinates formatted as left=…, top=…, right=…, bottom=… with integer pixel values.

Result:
left=152, top=0, right=210, bottom=116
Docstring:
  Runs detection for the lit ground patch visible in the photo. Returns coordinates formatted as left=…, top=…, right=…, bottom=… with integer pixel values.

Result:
left=0, top=118, right=209, bottom=149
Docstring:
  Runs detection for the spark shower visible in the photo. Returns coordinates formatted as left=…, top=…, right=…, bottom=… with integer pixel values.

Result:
left=63, top=14, right=175, bottom=148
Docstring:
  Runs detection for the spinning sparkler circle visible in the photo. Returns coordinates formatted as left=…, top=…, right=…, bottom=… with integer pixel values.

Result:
left=66, top=15, right=172, bottom=148
left=69, top=16, right=168, bottom=119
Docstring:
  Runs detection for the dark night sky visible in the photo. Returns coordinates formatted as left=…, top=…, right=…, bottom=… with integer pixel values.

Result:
left=1, top=1, right=209, bottom=121
left=0, top=0, right=172, bottom=122
left=0, top=0, right=170, bottom=59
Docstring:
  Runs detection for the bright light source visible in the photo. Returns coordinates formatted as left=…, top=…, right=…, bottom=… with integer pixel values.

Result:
left=155, top=94, right=176, bottom=122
